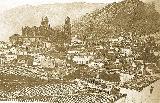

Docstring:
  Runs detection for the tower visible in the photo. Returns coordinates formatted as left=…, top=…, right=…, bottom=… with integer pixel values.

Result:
left=64, top=16, right=71, bottom=44
left=64, top=16, right=71, bottom=36
left=41, top=16, right=49, bottom=27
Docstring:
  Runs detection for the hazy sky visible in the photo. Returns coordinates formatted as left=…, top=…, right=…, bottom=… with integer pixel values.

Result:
left=0, top=0, right=123, bottom=13
left=0, top=0, right=158, bottom=13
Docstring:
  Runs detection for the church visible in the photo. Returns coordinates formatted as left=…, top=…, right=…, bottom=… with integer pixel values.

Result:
left=10, top=16, right=72, bottom=46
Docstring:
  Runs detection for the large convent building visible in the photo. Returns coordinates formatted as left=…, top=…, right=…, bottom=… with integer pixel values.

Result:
left=10, top=16, right=71, bottom=46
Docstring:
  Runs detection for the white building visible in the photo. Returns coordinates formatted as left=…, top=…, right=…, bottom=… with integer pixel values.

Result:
left=120, top=73, right=134, bottom=83
left=71, top=35, right=83, bottom=46
left=88, top=61, right=104, bottom=68
left=43, top=41, right=52, bottom=48
left=9, top=46, right=17, bottom=54
left=6, top=53, right=17, bottom=62
left=95, top=45, right=104, bottom=50
left=68, top=50, right=80, bottom=54
left=72, top=55, right=93, bottom=65
left=0, top=41, right=8, bottom=49
left=33, top=54, right=45, bottom=66
left=121, top=48, right=132, bottom=56
left=41, top=56, right=55, bottom=68
left=109, top=38, right=119, bottom=43
left=33, top=54, right=55, bottom=68
left=0, top=54, right=6, bottom=65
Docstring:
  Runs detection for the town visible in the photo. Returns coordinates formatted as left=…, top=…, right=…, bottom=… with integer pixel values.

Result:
left=0, top=0, right=160, bottom=102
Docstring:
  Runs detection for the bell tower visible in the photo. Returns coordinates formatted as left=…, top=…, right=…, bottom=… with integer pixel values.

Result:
left=41, top=16, right=49, bottom=27
left=64, top=16, right=71, bottom=36
left=64, top=16, right=71, bottom=44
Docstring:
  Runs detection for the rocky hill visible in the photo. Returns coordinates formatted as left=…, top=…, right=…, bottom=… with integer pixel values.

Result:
left=71, top=0, right=160, bottom=40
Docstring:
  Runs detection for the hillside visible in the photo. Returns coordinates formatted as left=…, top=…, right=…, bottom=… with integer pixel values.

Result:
left=71, top=0, right=160, bottom=40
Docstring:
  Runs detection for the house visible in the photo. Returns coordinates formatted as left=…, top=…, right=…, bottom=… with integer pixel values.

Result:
left=43, top=41, right=52, bottom=49
left=118, top=36, right=124, bottom=42
left=120, top=73, right=134, bottom=83
left=108, top=50, right=114, bottom=54
left=16, top=55, right=33, bottom=66
left=145, top=63, right=160, bottom=75
left=154, top=51, right=160, bottom=56
left=109, top=38, right=119, bottom=43
left=19, top=36, right=45, bottom=48
left=121, top=48, right=132, bottom=56
left=54, top=58, right=68, bottom=67
left=41, top=56, right=55, bottom=68
left=6, top=52, right=17, bottom=63
left=33, top=54, right=45, bottom=66
left=68, top=50, right=80, bottom=54
left=33, top=54, right=55, bottom=68
left=71, top=35, right=83, bottom=46
left=0, top=41, right=8, bottom=49
left=72, top=55, right=93, bottom=65
left=17, top=48, right=28, bottom=55
left=134, top=60, right=145, bottom=75
left=95, top=45, right=104, bottom=50
left=0, top=54, right=6, bottom=66
left=88, top=61, right=104, bottom=68
left=67, top=50, right=81, bottom=60
left=9, top=46, right=17, bottom=54
left=126, top=56, right=134, bottom=63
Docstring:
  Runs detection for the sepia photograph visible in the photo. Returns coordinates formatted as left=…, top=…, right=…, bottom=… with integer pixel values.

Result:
left=0, top=0, right=160, bottom=102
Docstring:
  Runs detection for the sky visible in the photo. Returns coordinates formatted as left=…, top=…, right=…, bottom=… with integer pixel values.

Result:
left=0, top=0, right=124, bottom=13
left=0, top=0, right=158, bottom=13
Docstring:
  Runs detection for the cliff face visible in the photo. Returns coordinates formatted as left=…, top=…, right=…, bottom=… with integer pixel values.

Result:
left=72, top=0, right=160, bottom=40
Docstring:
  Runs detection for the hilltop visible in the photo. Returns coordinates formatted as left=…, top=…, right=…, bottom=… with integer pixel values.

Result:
left=72, top=0, right=160, bottom=40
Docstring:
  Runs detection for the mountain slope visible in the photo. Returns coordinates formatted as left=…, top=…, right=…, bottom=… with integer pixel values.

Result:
left=72, top=0, right=160, bottom=40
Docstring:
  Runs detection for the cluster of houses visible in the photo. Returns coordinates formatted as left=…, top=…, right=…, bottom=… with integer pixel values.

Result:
left=0, top=15, right=160, bottom=82
left=66, top=31, right=160, bottom=80
left=0, top=44, right=55, bottom=68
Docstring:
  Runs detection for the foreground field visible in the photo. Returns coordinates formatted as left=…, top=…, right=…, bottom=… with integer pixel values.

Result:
left=121, top=76, right=160, bottom=103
